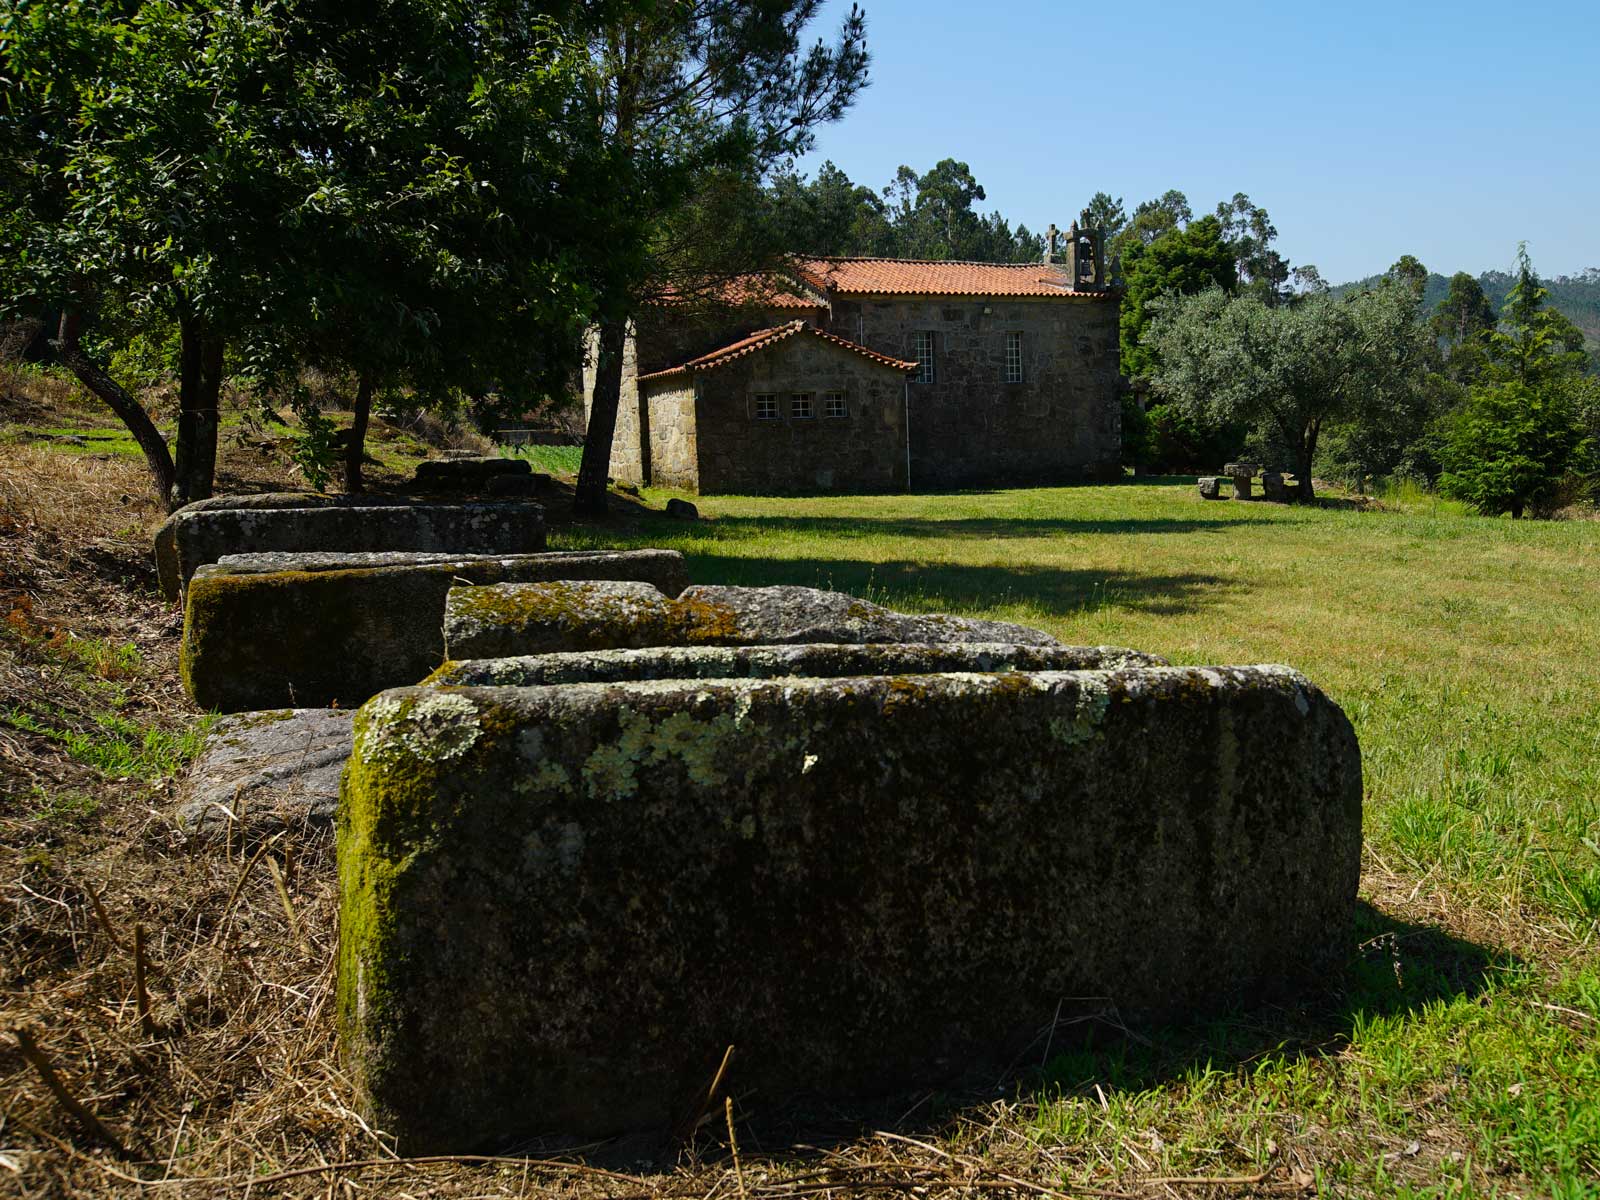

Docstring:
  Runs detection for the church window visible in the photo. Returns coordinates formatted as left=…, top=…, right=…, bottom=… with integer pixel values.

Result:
left=913, top=331, right=935, bottom=383
left=823, top=391, right=847, bottom=418
left=753, top=394, right=779, bottom=420
left=791, top=393, right=814, bottom=419
left=1005, top=332, right=1023, bottom=383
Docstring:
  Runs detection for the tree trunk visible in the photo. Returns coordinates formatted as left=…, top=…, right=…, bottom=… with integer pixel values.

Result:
left=54, top=311, right=179, bottom=510
left=345, top=373, right=374, bottom=493
left=574, top=318, right=628, bottom=516
left=174, top=312, right=222, bottom=505
left=1295, top=421, right=1320, bottom=502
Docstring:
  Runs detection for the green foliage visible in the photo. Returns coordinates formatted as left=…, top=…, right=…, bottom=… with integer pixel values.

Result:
left=288, top=406, right=340, bottom=493
left=768, top=158, right=1043, bottom=262
left=1437, top=381, right=1590, bottom=518
left=1484, top=245, right=1592, bottom=386
left=1118, top=215, right=1237, bottom=379
left=1435, top=250, right=1597, bottom=518
left=1432, top=271, right=1498, bottom=382
left=1147, top=284, right=1434, bottom=497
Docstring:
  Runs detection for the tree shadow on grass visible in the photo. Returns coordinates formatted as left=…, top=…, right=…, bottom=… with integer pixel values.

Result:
left=675, top=553, right=1230, bottom=619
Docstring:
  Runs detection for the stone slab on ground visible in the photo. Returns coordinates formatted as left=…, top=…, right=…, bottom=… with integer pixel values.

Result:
left=442, top=581, right=1059, bottom=660
left=181, top=549, right=689, bottom=713
left=157, top=496, right=546, bottom=600
left=178, top=708, right=354, bottom=840
left=425, top=641, right=1166, bottom=688
left=339, top=664, right=1362, bottom=1152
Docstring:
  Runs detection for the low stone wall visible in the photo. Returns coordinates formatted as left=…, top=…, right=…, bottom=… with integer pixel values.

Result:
left=339, top=663, right=1362, bottom=1152
left=442, top=581, right=1059, bottom=660
left=156, top=496, right=546, bottom=600
left=181, top=550, right=689, bottom=712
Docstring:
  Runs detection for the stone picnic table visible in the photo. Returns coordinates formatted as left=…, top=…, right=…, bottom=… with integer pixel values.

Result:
left=1198, top=462, right=1291, bottom=502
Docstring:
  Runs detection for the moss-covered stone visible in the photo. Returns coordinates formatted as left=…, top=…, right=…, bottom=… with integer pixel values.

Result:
left=153, top=493, right=426, bottom=601
left=424, top=641, right=1166, bottom=688
left=443, top=582, right=1060, bottom=660
left=158, top=497, right=547, bottom=600
left=180, top=550, right=689, bottom=712
left=338, top=664, right=1362, bottom=1153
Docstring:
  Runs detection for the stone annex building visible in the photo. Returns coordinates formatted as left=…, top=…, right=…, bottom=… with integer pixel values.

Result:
left=584, top=221, right=1121, bottom=494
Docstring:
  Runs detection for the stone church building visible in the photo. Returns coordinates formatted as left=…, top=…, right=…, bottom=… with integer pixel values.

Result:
left=584, top=222, right=1121, bottom=494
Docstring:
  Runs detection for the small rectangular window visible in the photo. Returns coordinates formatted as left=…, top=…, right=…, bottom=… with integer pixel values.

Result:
left=1005, top=331, right=1023, bottom=384
left=823, top=391, right=847, bottom=418
left=790, top=392, right=814, bottom=419
left=753, top=394, right=779, bottom=420
left=913, top=331, right=935, bottom=383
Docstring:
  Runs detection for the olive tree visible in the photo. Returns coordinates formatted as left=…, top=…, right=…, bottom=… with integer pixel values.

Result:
left=1145, top=283, right=1433, bottom=500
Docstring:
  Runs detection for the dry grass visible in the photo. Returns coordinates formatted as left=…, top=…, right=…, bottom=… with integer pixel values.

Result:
left=3, top=455, right=1597, bottom=1198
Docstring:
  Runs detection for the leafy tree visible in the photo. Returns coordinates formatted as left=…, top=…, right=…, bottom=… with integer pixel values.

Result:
left=1431, top=271, right=1497, bottom=383
left=2, top=0, right=302, bottom=506
left=255, top=0, right=619, bottom=493
left=1118, top=215, right=1236, bottom=379
left=1386, top=255, right=1429, bottom=299
left=1438, top=381, right=1589, bottom=517
left=1484, top=245, right=1590, bottom=386
left=771, top=159, right=1043, bottom=263
left=1215, top=192, right=1289, bottom=303
left=1291, top=264, right=1329, bottom=296
left=3, top=0, right=617, bottom=506
left=1109, top=189, right=1191, bottom=263
left=1435, top=248, right=1595, bottom=517
left=1147, top=284, right=1433, bottom=499
left=575, top=0, right=870, bottom=514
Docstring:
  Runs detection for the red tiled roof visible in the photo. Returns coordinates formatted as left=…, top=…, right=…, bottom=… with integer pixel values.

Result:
left=795, top=257, right=1112, bottom=299
left=725, top=274, right=827, bottom=309
left=638, top=321, right=919, bottom=383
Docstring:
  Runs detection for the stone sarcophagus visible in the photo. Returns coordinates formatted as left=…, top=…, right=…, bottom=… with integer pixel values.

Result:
left=338, top=657, right=1362, bottom=1153
left=181, top=549, right=689, bottom=712
left=154, top=494, right=548, bottom=600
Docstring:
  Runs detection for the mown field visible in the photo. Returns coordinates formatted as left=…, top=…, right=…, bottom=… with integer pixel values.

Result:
left=3, top=409, right=1597, bottom=1197
left=552, top=480, right=1600, bottom=1196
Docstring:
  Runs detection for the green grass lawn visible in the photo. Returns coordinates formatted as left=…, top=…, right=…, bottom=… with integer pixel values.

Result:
left=551, top=480, right=1600, bottom=1195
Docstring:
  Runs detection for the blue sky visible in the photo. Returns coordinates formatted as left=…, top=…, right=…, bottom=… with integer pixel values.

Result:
left=793, top=0, right=1600, bottom=282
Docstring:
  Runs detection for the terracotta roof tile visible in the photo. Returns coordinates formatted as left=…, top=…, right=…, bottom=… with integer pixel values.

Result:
left=797, top=257, right=1112, bottom=299
left=638, top=321, right=919, bottom=383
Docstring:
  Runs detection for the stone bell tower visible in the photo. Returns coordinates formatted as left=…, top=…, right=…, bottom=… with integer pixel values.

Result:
left=1065, top=209, right=1106, bottom=290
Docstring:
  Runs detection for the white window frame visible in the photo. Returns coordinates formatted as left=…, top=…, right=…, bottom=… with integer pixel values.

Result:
left=752, top=393, right=779, bottom=421
left=790, top=392, right=814, bottom=420
left=913, top=331, right=935, bottom=384
left=823, top=391, right=847, bottom=418
left=1005, top=331, right=1023, bottom=384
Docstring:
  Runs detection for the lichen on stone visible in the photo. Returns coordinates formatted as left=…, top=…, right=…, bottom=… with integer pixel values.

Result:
left=359, top=692, right=483, bottom=766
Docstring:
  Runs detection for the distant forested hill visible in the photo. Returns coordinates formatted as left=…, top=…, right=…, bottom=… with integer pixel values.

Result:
left=1334, top=268, right=1600, bottom=353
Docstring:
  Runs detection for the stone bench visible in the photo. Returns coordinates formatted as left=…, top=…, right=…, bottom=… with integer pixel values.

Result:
left=339, top=661, right=1362, bottom=1152
left=442, top=581, right=1060, bottom=660
left=154, top=494, right=546, bottom=600
left=180, top=549, right=688, bottom=712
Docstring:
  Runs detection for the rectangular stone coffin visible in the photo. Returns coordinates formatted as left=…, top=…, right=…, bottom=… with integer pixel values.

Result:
left=442, top=581, right=1060, bottom=660
left=181, top=549, right=688, bottom=712
left=158, top=497, right=546, bottom=600
left=339, top=664, right=1362, bottom=1153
